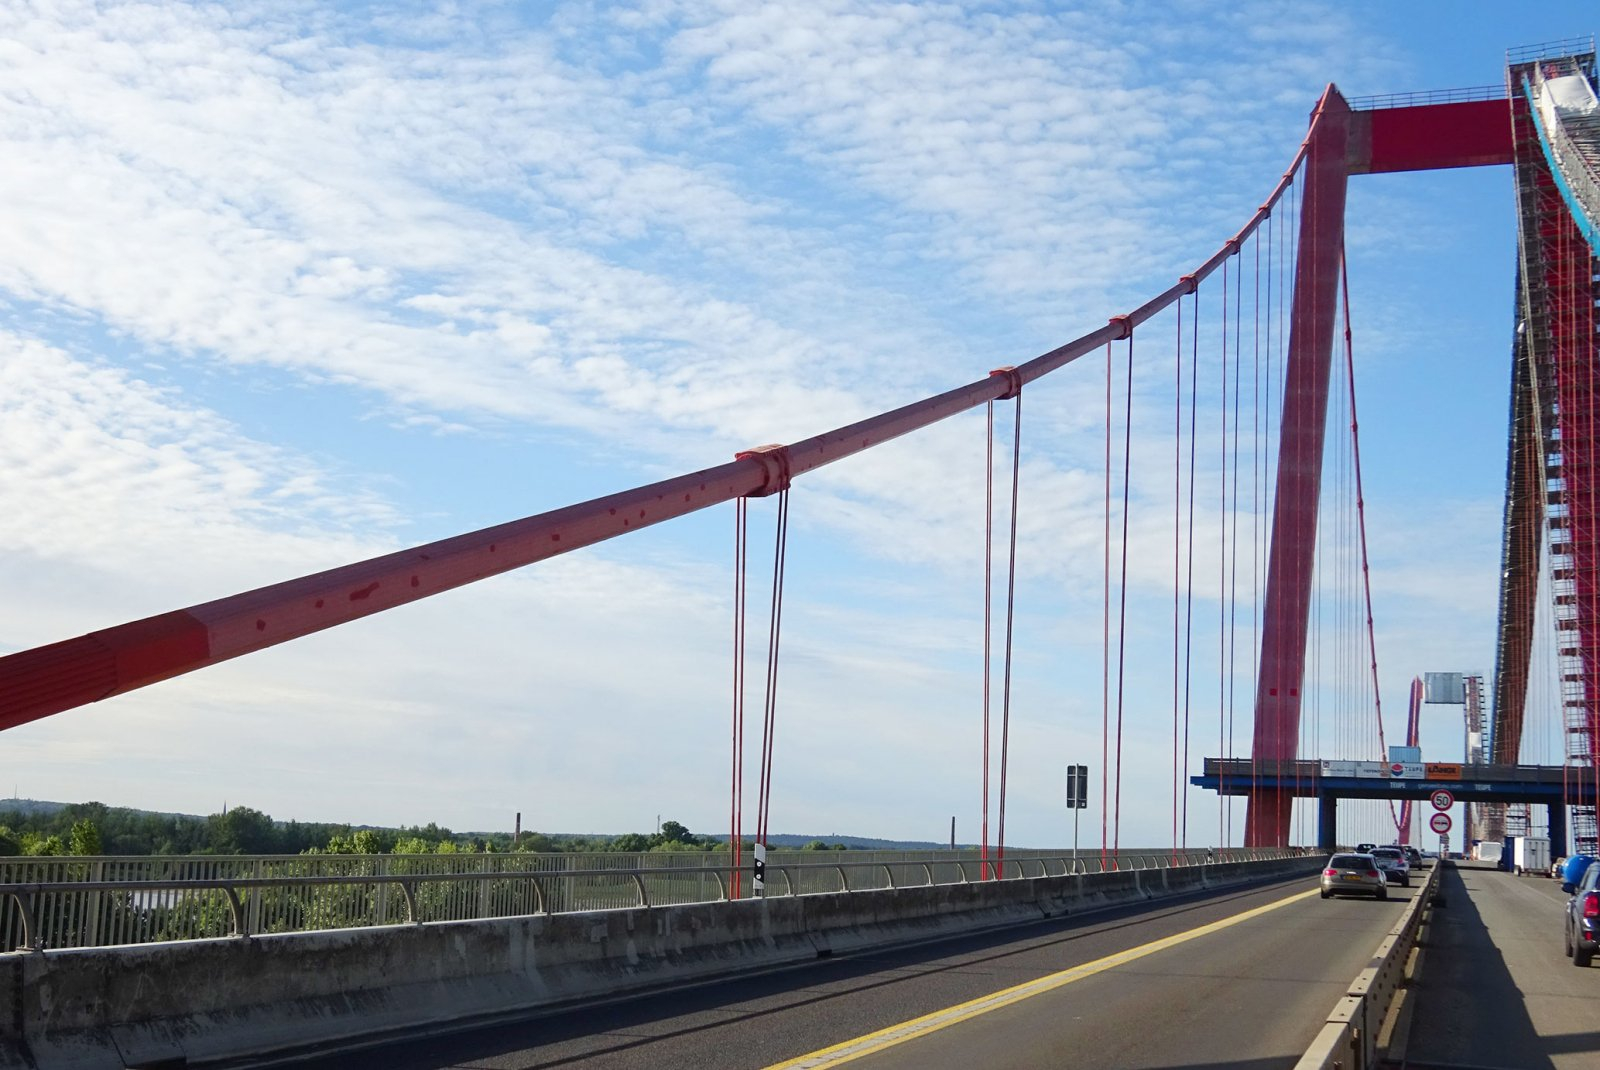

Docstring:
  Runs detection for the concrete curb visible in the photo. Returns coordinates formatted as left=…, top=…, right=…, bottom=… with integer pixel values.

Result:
left=0, top=857, right=1320, bottom=1069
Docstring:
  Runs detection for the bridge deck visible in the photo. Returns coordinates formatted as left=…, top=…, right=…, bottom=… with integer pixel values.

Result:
left=1193, top=758, right=1599, bottom=804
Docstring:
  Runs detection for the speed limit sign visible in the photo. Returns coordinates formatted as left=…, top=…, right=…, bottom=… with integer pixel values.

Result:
left=1430, top=789, right=1454, bottom=811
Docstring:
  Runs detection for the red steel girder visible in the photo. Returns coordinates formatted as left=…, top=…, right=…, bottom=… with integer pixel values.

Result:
left=1348, top=99, right=1513, bottom=174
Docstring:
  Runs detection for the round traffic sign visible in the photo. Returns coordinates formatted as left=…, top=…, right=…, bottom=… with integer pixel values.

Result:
left=1429, top=812, right=1452, bottom=834
left=1430, top=789, right=1454, bottom=812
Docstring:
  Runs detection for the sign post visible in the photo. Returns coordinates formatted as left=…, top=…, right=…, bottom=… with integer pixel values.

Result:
left=1065, top=764, right=1089, bottom=866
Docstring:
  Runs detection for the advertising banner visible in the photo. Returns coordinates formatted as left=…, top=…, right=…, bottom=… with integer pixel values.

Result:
left=1320, top=760, right=1424, bottom=778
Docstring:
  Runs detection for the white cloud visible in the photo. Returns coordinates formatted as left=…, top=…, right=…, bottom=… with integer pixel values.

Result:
left=0, top=0, right=1533, bottom=850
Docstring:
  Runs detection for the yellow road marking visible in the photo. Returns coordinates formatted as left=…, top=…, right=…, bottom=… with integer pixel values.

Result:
left=764, top=888, right=1318, bottom=1069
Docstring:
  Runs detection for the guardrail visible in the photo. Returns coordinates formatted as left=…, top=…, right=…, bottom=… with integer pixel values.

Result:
left=0, top=846, right=1307, bottom=951
left=0, top=854, right=1323, bottom=1069
left=1346, top=85, right=1506, bottom=111
left=1295, top=860, right=1440, bottom=1069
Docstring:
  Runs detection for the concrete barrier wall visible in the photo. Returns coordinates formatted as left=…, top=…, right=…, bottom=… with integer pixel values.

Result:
left=0, top=856, right=1320, bottom=1069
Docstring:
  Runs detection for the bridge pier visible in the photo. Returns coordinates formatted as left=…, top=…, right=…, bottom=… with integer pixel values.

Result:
left=1318, top=793, right=1338, bottom=852
left=1550, top=801, right=1568, bottom=859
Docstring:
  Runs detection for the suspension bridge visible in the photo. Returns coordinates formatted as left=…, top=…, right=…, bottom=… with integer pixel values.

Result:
left=3, top=45, right=1595, bottom=862
left=0, top=37, right=1598, bottom=1069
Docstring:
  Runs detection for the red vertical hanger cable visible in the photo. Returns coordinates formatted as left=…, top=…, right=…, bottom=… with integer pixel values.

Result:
left=996, top=386, right=1023, bottom=874
left=982, top=403, right=995, bottom=879
left=1113, top=328, right=1135, bottom=859
left=731, top=499, right=748, bottom=897
left=1181, top=280, right=1201, bottom=851
left=754, top=489, right=791, bottom=848
left=1103, top=339, right=1113, bottom=867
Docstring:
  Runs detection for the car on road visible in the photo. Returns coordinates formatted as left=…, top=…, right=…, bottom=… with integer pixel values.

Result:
left=1563, top=860, right=1600, bottom=966
left=1397, top=844, right=1425, bottom=868
left=1321, top=853, right=1387, bottom=900
left=1370, top=846, right=1410, bottom=887
left=1355, top=842, right=1377, bottom=853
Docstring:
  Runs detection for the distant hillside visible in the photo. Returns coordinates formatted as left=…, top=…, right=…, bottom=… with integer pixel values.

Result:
left=0, top=800, right=946, bottom=852
left=761, top=834, right=950, bottom=850
left=0, top=799, right=72, bottom=817
left=0, top=798, right=193, bottom=822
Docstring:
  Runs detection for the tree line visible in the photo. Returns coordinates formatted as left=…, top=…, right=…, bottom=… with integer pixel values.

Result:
left=0, top=804, right=852, bottom=857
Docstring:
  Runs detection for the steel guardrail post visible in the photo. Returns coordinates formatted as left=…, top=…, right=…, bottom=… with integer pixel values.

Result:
left=222, top=887, right=247, bottom=938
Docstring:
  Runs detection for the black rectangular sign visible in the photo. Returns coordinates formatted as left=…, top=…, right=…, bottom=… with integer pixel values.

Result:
left=1065, top=764, right=1089, bottom=809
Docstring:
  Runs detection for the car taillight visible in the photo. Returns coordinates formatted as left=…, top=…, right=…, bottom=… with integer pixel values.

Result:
left=1324, top=868, right=1337, bottom=876
left=1584, top=892, right=1600, bottom=919
left=1368, top=870, right=1381, bottom=879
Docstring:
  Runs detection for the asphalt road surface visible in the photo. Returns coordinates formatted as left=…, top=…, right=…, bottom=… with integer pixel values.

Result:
left=282, top=871, right=1415, bottom=1070
left=1407, top=860, right=1600, bottom=1069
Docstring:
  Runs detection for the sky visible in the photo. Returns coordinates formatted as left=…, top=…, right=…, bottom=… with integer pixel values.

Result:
left=0, top=1, right=1595, bottom=850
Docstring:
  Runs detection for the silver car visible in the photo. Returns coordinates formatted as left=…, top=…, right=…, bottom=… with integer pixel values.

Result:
left=1320, top=853, right=1388, bottom=900
left=1370, top=846, right=1410, bottom=887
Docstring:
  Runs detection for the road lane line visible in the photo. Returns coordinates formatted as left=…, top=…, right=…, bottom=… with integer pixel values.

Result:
left=764, top=888, right=1318, bottom=1069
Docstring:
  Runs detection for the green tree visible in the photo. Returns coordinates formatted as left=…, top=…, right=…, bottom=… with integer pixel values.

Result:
left=320, top=829, right=384, bottom=855
left=22, top=833, right=65, bottom=856
left=68, top=819, right=102, bottom=855
left=207, top=806, right=277, bottom=854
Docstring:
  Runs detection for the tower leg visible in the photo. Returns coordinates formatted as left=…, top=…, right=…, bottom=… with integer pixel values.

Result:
left=1245, top=88, right=1352, bottom=848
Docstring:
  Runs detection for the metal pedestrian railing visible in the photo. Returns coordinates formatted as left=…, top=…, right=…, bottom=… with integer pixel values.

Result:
left=0, top=847, right=1306, bottom=952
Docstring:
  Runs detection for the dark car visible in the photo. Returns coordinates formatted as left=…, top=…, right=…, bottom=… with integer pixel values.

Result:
left=1370, top=846, right=1410, bottom=887
left=1565, top=860, right=1600, bottom=966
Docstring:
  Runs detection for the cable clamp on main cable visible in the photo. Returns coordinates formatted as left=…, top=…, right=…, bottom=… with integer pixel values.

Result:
left=735, top=443, right=792, bottom=497
left=1180, top=274, right=1198, bottom=295
left=1109, top=314, right=1133, bottom=340
left=988, top=365, right=1024, bottom=400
